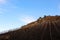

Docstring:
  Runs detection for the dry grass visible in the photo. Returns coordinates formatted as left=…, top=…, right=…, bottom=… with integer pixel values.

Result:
left=0, top=16, right=60, bottom=40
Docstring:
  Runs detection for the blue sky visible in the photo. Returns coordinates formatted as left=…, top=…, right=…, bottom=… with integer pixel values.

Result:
left=0, top=0, right=60, bottom=33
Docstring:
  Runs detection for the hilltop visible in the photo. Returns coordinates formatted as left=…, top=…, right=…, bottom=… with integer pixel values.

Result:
left=0, top=16, right=60, bottom=40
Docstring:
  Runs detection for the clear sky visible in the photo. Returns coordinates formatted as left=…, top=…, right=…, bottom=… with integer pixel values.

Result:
left=0, top=0, right=60, bottom=33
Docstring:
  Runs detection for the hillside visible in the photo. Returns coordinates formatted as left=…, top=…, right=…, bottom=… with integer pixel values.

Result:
left=0, top=16, right=60, bottom=40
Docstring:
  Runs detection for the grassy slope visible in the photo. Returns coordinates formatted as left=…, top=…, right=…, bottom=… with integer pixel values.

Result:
left=0, top=16, right=60, bottom=40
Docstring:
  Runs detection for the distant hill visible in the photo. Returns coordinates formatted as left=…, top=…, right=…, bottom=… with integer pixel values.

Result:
left=0, top=16, right=60, bottom=40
